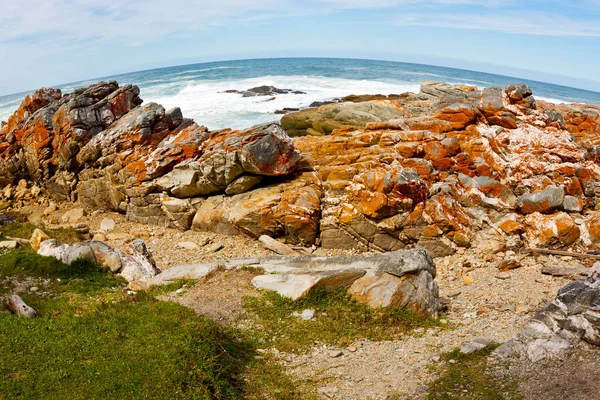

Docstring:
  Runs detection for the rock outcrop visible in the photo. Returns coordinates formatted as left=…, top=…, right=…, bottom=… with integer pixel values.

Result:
left=495, top=273, right=600, bottom=362
left=144, top=248, right=440, bottom=316
left=3, top=80, right=600, bottom=253
left=37, top=238, right=160, bottom=282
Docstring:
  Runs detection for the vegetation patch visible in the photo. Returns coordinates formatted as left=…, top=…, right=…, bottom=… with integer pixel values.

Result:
left=244, top=288, right=441, bottom=353
left=425, top=346, right=522, bottom=400
left=0, top=222, right=81, bottom=244
left=0, top=249, right=305, bottom=399
left=0, top=248, right=124, bottom=298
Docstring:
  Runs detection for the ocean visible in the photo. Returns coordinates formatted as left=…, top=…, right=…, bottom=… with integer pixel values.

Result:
left=1, top=57, right=600, bottom=131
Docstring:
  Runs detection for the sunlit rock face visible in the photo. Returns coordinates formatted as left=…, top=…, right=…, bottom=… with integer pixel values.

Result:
left=3, top=80, right=600, bottom=250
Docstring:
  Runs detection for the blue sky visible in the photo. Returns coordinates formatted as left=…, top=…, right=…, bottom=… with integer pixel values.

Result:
left=1, top=0, right=599, bottom=95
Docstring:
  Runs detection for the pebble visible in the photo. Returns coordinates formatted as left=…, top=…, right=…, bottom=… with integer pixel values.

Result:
left=329, top=350, right=343, bottom=358
left=500, top=304, right=515, bottom=312
left=301, top=309, right=315, bottom=321
left=30, top=286, right=39, bottom=292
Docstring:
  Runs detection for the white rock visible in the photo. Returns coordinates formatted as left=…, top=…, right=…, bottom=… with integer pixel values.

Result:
left=301, top=309, right=315, bottom=321
left=100, top=218, right=116, bottom=232
left=0, top=241, right=18, bottom=249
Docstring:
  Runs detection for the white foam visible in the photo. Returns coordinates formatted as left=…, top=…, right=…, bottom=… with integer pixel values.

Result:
left=165, top=66, right=243, bottom=77
left=142, top=75, right=421, bottom=130
left=534, top=96, right=571, bottom=105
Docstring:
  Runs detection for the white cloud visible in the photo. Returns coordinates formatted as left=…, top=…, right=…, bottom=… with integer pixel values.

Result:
left=0, top=0, right=297, bottom=45
left=397, top=12, right=600, bottom=37
left=317, top=0, right=510, bottom=9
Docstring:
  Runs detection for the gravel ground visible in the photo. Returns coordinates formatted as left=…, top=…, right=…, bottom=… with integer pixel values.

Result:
left=21, top=203, right=599, bottom=399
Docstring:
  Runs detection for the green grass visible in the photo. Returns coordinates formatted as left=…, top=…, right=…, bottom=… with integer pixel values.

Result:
left=0, top=248, right=125, bottom=298
left=425, top=346, right=522, bottom=400
left=0, top=222, right=81, bottom=244
left=0, top=249, right=306, bottom=400
left=244, top=288, right=441, bottom=353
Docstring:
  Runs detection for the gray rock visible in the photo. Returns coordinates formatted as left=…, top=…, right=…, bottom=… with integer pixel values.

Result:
left=460, top=342, right=487, bottom=355
left=301, top=309, right=315, bottom=321
left=518, top=186, right=565, bottom=214
left=562, top=195, right=583, bottom=213
left=495, top=273, right=600, bottom=361
left=37, top=239, right=159, bottom=282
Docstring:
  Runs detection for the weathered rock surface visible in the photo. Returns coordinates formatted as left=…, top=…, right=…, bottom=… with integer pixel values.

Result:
left=37, top=238, right=160, bottom=282
left=146, top=248, right=440, bottom=315
left=495, top=273, right=600, bottom=362
left=3, top=80, right=600, bottom=252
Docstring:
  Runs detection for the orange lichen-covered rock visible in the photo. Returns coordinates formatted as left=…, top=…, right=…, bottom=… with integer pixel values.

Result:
left=524, top=212, right=580, bottom=248
left=346, top=168, right=428, bottom=220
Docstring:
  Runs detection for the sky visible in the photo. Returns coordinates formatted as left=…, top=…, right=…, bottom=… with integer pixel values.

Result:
left=1, top=0, right=599, bottom=95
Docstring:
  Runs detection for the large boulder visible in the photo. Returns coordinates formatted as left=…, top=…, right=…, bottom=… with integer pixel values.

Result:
left=155, top=123, right=300, bottom=198
left=280, top=100, right=409, bottom=136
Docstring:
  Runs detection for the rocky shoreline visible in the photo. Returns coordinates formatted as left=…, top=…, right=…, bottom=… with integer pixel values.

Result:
left=3, top=79, right=600, bottom=398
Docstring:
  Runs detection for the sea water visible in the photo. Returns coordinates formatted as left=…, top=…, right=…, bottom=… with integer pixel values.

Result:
left=1, top=58, right=599, bottom=130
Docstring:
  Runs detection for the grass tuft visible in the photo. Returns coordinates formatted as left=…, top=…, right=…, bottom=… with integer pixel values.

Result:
left=244, top=288, right=441, bottom=353
left=425, top=345, right=522, bottom=400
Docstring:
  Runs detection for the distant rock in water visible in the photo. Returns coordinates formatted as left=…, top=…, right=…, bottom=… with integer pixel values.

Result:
left=2, top=79, right=600, bottom=253
left=224, top=85, right=306, bottom=98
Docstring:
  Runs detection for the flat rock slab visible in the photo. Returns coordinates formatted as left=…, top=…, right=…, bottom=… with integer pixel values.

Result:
left=252, top=269, right=366, bottom=300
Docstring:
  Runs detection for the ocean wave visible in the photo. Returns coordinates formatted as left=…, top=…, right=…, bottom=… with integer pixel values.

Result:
left=140, top=75, right=422, bottom=129
left=165, top=66, right=243, bottom=77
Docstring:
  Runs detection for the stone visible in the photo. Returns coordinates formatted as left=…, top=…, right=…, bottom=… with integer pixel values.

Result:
left=460, top=341, right=487, bottom=355
left=281, top=100, right=410, bottom=136
left=252, top=269, right=366, bottom=300
left=92, top=233, right=107, bottom=241
left=30, top=229, right=50, bottom=252
left=225, top=175, right=262, bottom=195
left=301, top=309, right=315, bottom=321
left=61, top=208, right=86, bottom=224
left=37, top=239, right=159, bottom=281
left=495, top=273, right=600, bottom=361
left=563, top=195, right=584, bottom=213
left=208, top=243, right=224, bottom=252
left=518, top=186, right=565, bottom=214
left=523, top=212, right=580, bottom=248
left=329, top=350, right=343, bottom=358
left=0, top=241, right=18, bottom=249
left=100, top=218, right=116, bottom=232
left=541, top=266, right=587, bottom=278
left=419, top=81, right=477, bottom=98
left=176, top=241, right=199, bottom=250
